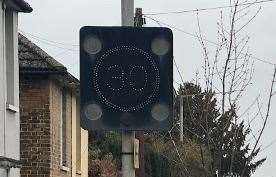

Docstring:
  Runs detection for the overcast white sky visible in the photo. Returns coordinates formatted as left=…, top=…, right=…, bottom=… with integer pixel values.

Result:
left=19, top=0, right=276, bottom=176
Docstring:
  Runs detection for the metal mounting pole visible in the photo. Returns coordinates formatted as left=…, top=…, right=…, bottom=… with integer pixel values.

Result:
left=122, top=131, right=135, bottom=177
left=134, top=7, right=145, bottom=177
left=180, top=95, right=184, bottom=142
left=121, top=0, right=135, bottom=177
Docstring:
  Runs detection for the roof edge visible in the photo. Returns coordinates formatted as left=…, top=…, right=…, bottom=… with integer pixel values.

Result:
left=5, top=0, right=33, bottom=13
left=19, top=33, right=66, bottom=70
left=20, top=68, right=80, bottom=93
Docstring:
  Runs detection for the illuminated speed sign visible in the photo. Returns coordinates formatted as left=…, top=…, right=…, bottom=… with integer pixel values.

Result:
left=80, top=26, right=173, bottom=130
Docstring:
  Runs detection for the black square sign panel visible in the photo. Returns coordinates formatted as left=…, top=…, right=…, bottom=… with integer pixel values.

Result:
left=80, top=26, right=173, bottom=130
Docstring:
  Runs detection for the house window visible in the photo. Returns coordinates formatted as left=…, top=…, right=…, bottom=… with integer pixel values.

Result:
left=5, top=11, right=16, bottom=106
left=60, top=88, right=67, bottom=167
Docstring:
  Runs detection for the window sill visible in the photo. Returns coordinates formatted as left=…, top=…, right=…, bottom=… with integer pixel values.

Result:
left=76, top=170, right=82, bottom=175
left=6, top=104, right=19, bottom=113
left=0, top=156, right=22, bottom=169
left=60, top=166, right=70, bottom=172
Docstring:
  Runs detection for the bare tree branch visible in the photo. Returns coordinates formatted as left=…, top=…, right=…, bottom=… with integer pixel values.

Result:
left=241, top=65, right=276, bottom=177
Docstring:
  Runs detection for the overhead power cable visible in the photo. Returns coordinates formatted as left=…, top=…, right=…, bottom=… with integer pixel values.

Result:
left=144, top=0, right=276, bottom=16
left=153, top=18, right=187, bottom=87
left=19, top=33, right=78, bottom=52
left=260, top=137, right=276, bottom=153
left=144, top=16, right=276, bottom=66
left=19, top=30, right=79, bottom=67
left=19, top=30, right=79, bottom=49
left=173, top=58, right=185, bottom=85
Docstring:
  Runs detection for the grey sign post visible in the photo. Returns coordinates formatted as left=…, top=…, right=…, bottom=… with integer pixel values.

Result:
left=121, top=1, right=135, bottom=176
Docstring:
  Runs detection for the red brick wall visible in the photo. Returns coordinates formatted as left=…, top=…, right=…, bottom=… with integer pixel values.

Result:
left=20, top=75, right=72, bottom=177
left=20, top=75, right=51, bottom=177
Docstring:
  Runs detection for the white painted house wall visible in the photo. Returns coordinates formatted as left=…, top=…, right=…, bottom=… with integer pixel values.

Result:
left=0, top=0, right=6, bottom=158
left=0, top=1, right=20, bottom=177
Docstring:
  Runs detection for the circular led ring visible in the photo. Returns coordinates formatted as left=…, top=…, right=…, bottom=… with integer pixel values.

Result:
left=93, top=46, right=160, bottom=112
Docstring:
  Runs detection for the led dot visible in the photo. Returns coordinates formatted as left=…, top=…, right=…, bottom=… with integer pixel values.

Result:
left=151, top=37, right=170, bottom=56
left=84, top=104, right=102, bottom=120
left=151, top=104, right=169, bottom=121
left=83, top=35, right=102, bottom=55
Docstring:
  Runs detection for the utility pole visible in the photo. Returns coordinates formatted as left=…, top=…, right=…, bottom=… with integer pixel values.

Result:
left=134, top=8, right=146, bottom=177
left=121, top=0, right=134, bottom=26
left=121, top=1, right=135, bottom=177
left=180, top=95, right=184, bottom=142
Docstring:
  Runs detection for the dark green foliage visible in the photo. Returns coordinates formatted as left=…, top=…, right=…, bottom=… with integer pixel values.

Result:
left=89, top=131, right=121, bottom=163
left=88, top=82, right=265, bottom=177
left=145, top=146, right=170, bottom=177
left=88, top=131, right=121, bottom=177
left=177, top=83, right=266, bottom=177
left=144, top=135, right=212, bottom=177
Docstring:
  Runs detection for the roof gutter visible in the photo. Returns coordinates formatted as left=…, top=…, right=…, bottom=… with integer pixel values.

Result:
left=20, top=67, right=80, bottom=94
left=20, top=65, right=67, bottom=73
left=4, top=0, right=32, bottom=13
left=0, top=156, right=22, bottom=169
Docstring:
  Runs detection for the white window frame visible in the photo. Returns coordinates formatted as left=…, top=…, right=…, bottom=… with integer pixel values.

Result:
left=5, top=10, right=19, bottom=113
